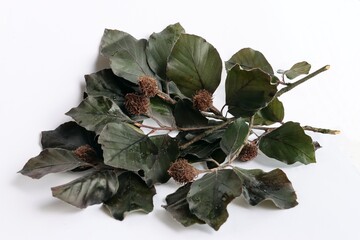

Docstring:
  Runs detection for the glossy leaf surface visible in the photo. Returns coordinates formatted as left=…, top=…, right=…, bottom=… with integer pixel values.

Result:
left=234, top=167, right=298, bottom=209
left=259, top=121, right=316, bottom=164
left=226, top=65, right=277, bottom=117
left=51, top=170, right=119, bottom=208
left=163, top=183, right=205, bottom=227
left=226, top=48, right=274, bottom=74
left=98, top=122, right=157, bottom=171
left=187, top=169, right=242, bottom=230
left=19, top=148, right=88, bottom=179
left=100, top=29, right=154, bottom=83
left=104, top=171, right=156, bottom=220
left=146, top=23, right=185, bottom=79
left=167, top=34, right=222, bottom=97
left=66, top=96, right=131, bottom=134
left=220, top=118, right=249, bottom=159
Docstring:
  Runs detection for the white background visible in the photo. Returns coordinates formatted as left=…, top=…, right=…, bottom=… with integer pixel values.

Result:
left=1, top=0, right=360, bottom=239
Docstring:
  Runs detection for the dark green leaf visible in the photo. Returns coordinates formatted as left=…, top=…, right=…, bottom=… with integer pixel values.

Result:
left=98, top=122, right=157, bottom=171
left=220, top=118, right=249, bottom=159
left=258, top=97, right=284, bottom=123
left=225, top=65, right=277, bottom=117
left=146, top=23, right=185, bottom=79
left=100, top=29, right=154, bottom=83
left=104, top=171, right=156, bottom=220
left=168, top=81, right=188, bottom=99
left=145, top=135, right=179, bottom=185
left=163, top=183, right=205, bottom=227
left=207, top=148, right=227, bottom=169
left=174, top=99, right=208, bottom=128
left=66, top=96, right=131, bottom=134
left=181, top=140, right=220, bottom=159
left=148, top=96, right=176, bottom=127
left=285, top=61, right=311, bottom=80
left=225, top=48, right=274, bottom=74
left=41, top=121, right=97, bottom=151
left=234, top=167, right=298, bottom=209
left=85, top=69, right=136, bottom=107
left=166, top=34, right=222, bottom=97
left=259, top=121, right=316, bottom=164
left=19, top=148, right=88, bottom=179
left=51, top=170, right=119, bottom=208
left=187, top=169, right=243, bottom=230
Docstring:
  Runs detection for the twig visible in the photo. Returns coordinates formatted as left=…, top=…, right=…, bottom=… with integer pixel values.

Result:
left=276, top=65, right=330, bottom=97
left=252, top=124, right=340, bottom=135
left=156, top=91, right=177, bottom=105
left=179, top=119, right=235, bottom=150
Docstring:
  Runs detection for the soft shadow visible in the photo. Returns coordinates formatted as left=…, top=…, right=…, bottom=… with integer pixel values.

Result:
left=255, top=152, right=301, bottom=169
left=234, top=196, right=279, bottom=211
left=39, top=199, right=81, bottom=214
left=154, top=209, right=212, bottom=234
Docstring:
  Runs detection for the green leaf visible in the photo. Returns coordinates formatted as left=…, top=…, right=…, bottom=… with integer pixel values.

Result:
left=104, top=171, right=156, bottom=221
left=148, top=96, right=176, bottom=127
left=100, top=29, right=154, bottom=83
left=207, top=148, right=227, bottom=169
left=187, top=169, right=243, bottom=230
left=41, top=121, right=98, bottom=151
left=98, top=122, right=158, bottom=171
left=166, top=34, right=222, bottom=97
left=163, top=183, right=205, bottom=227
left=146, top=23, right=185, bottom=79
left=85, top=69, right=136, bottom=107
left=225, top=48, right=274, bottom=74
left=19, top=148, right=88, bottom=179
left=51, top=170, right=119, bottom=208
left=234, top=167, right=298, bottom=209
left=181, top=140, right=220, bottom=159
left=259, top=121, right=316, bottom=165
left=285, top=61, right=311, bottom=80
left=145, top=135, right=179, bottom=185
left=174, top=99, right=208, bottom=128
left=257, top=97, right=284, bottom=123
left=220, top=118, right=249, bottom=159
left=225, top=65, right=277, bottom=117
left=66, top=96, right=131, bottom=134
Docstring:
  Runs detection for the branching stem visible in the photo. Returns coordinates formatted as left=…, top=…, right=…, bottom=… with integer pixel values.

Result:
left=276, top=65, right=330, bottom=97
left=252, top=124, right=340, bottom=135
left=179, top=118, right=235, bottom=150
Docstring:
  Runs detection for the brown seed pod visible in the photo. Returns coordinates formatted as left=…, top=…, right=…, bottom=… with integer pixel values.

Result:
left=74, top=144, right=98, bottom=163
left=124, top=93, right=150, bottom=115
left=193, top=89, right=213, bottom=111
left=238, top=143, right=258, bottom=162
left=168, top=159, right=199, bottom=184
left=138, top=76, right=158, bottom=97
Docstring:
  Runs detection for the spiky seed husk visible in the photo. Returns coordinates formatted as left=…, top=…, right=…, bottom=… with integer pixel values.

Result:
left=74, top=144, right=98, bottom=163
left=238, top=143, right=258, bottom=162
left=168, top=159, right=199, bottom=184
left=139, top=76, right=158, bottom=97
left=193, top=89, right=213, bottom=111
left=124, top=93, right=150, bottom=115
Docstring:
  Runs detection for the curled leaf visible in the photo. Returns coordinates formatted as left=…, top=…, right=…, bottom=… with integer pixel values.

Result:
left=187, top=169, right=242, bottom=230
left=163, top=183, right=205, bottom=227
left=234, top=167, right=298, bottom=209
left=104, top=171, right=156, bottom=220
left=51, top=170, right=119, bottom=208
